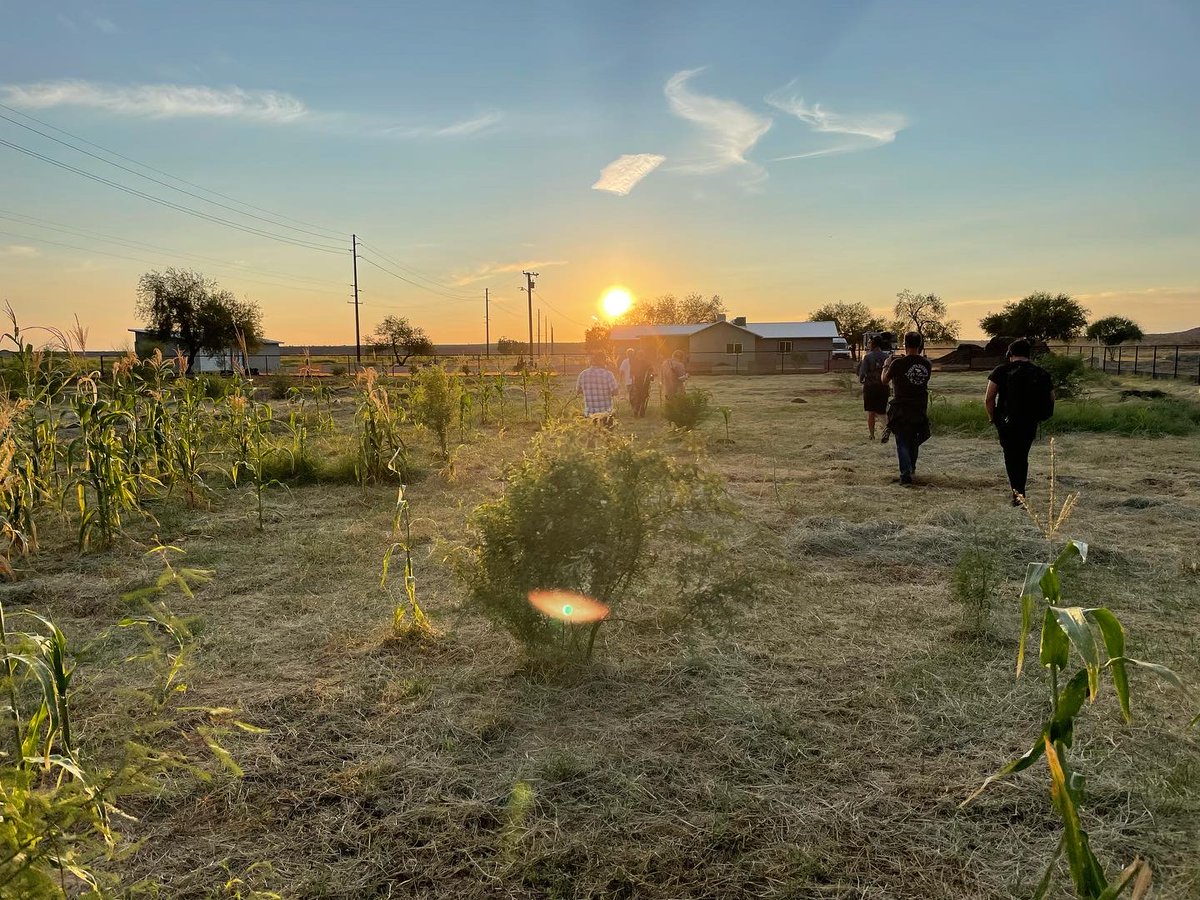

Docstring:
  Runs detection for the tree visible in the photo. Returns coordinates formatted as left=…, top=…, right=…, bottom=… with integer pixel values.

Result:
left=496, top=337, right=528, bottom=355
left=370, top=315, right=433, bottom=367
left=1086, top=315, right=1143, bottom=347
left=625, top=293, right=726, bottom=325
left=135, top=268, right=263, bottom=373
left=584, top=323, right=612, bottom=352
left=979, top=292, right=1088, bottom=342
left=893, top=290, right=959, bottom=342
left=808, top=301, right=889, bottom=358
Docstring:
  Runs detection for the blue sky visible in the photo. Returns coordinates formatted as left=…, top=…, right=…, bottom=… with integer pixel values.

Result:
left=1, top=0, right=1197, bottom=347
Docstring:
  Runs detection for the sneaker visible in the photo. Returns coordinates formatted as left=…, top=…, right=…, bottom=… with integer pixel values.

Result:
left=900, top=474, right=913, bottom=485
left=880, top=427, right=892, bottom=444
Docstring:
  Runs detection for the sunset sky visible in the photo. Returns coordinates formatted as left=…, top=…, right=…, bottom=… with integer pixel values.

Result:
left=1, top=1, right=1197, bottom=348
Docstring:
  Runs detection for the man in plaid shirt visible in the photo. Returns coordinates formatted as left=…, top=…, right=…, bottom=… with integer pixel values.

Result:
left=575, top=352, right=620, bottom=418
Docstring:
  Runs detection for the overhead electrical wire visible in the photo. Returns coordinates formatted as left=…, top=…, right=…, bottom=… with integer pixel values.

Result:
left=0, top=209, right=347, bottom=290
left=355, top=254, right=491, bottom=303
left=0, top=228, right=338, bottom=296
left=0, top=135, right=344, bottom=253
left=0, top=101, right=345, bottom=240
left=354, top=240, right=478, bottom=297
left=531, top=286, right=590, bottom=328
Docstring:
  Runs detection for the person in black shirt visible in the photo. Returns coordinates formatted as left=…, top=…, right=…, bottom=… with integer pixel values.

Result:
left=985, top=339, right=1054, bottom=505
left=857, top=335, right=890, bottom=440
left=881, top=332, right=932, bottom=485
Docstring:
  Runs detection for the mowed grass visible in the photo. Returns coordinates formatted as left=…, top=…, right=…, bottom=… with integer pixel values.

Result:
left=10, top=372, right=1200, bottom=899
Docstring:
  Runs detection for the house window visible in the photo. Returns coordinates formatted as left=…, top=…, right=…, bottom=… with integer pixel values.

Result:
left=726, top=342, right=743, bottom=354
left=778, top=341, right=793, bottom=353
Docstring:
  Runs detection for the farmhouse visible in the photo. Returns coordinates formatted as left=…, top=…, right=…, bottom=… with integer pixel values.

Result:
left=610, top=316, right=841, bottom=373
left=130, top=329, right=283, bottom=374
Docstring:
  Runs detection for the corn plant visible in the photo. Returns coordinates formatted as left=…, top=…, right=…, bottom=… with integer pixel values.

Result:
left=458, top=391, right=474, bottom=444
left=354, top=368, right=408, bottom=484
left=963, top=442, right=1188, bottom=899
left=519, top=368, right=532, bottom=421
left=491, top=373, right=508, bottom=426
left=536, top=369, right=558, bottom=424
left=716, top=405, right=733, bottom=443
left=225, top=392, right=286, bottom=530
left=67, top=381, right=159, bottom=551
left=382, top=483, right=432, bottom=639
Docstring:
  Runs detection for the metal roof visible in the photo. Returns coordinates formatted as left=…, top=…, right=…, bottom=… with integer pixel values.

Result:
left=609, top=324, right=709, bottom=339
left=610, top=320, right=839, bottom=340
left=745, top=321, right=839, bottom=339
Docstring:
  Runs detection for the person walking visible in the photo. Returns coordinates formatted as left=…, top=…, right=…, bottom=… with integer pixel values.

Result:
left=857, top=336, right=890, bottom=440
left=575, top=351, right=620, bottom=425
left=985, top=338, right=1055, bottom=505
left=618, top=348, right=635, bottom=409
left=881, top=332, right=932, bottom=486
left=629, top=349, right=654, bottom=417
left=661, top=349, right=689, bottom=399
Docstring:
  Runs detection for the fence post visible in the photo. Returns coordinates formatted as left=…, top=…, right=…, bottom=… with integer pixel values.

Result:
left=1151, top=346, right=1157, bottom=379
left=1133, top=345, right=1139, bottom=376
left=1117, top=346, right=1122, bottom=376
left=1089, top=346, right=1095, bottom=369
left=1174, top=345, right=1179, bottom=380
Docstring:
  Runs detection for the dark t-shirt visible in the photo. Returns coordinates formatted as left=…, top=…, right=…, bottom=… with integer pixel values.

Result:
left=887, top=354, right=932, bottom=404
left=988, top=360, right=1050, bottom=423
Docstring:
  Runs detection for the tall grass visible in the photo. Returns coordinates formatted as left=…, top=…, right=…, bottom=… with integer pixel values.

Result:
left=930, top=397, right=1200, bottom=436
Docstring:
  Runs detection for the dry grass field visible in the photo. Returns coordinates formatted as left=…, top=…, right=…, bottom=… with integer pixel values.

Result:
left=7, top=371, right=1198, bottom=899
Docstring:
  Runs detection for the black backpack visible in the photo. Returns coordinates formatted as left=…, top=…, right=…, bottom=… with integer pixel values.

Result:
left=1001, top=362, right=1054, bottom=423
left=861, top=352, right=886, bottom=385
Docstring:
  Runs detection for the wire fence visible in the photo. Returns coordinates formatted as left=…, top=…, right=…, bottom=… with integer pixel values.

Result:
left=933, top=344, right=1200, bottom=384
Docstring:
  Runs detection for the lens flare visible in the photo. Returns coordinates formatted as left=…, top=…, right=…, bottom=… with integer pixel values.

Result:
left=528, top=589, right=609, bottom=623
left=600, top=287, right=633, bottom=319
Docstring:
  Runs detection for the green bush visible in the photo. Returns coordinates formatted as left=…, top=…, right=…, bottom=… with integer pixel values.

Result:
left=663, top=389, right=712, bottom=429
left=411, top=364, right=462, bottom=459
left=929, top=398, right=1200, bottom=436
left=951, top=543, right=997, bottom=639
left=266, top=373, right=290, bottom=400
left=459, top=424, right=749, bottom=662
left=1036, top=352, right=1090, bottom=399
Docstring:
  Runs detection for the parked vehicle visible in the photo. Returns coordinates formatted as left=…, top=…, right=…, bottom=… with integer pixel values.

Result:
left=832, top=337, right=852, bottom=360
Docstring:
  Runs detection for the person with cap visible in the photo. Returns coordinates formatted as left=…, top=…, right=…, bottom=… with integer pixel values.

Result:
left=880, top=332, right=932, bottom=485
left=985, top=338, right=1055, bottom=505
left=857, top=335, right=891, bottom=441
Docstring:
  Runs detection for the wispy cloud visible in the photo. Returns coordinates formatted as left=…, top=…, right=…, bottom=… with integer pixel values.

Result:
left=0, top=80, right=309, bottom=123
left=380, top=111, right=503, bottom=139
left=766, top=81, right=907, bottom=160
left=592, top=154, right=666, bottom=195
left=452, top=260, right=567, bottom=287
left=55, top=14, right=78, bottom=32
left=93, top=18, right=119, bottom=34
left=0, top=79, right=502, bottom=139
left=2, top=245, right=39, bottom=257
left=664, top=68, right=772, bottom=174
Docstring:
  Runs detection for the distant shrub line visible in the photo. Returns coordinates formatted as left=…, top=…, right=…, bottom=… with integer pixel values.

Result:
left=930, top=397, right=1200, bottom=436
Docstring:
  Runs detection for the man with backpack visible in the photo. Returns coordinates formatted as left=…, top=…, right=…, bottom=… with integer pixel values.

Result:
left=985, top=338, right=1055, bottom=505
left=881, top=332, right=933, bottom=486
left=857, top=335, right=890, bottom=440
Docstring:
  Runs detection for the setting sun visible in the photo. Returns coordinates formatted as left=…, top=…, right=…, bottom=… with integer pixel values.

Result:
left=601, top=287, right=633, bottom=319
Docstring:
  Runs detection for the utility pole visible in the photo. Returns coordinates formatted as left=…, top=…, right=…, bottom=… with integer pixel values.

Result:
left=350, top=233, right=361, bottom=370
left=484, top=288, right=490, bottom=358
left=537, top=309, right=542, bottom=358
left=522, top=270, right=537, bottom=358
left=550, top=323, right=555, bottom=357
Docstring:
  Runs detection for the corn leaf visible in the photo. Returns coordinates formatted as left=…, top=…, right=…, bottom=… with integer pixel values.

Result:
left=1123, top=658, right=1187, bottom=694
left=1097, top=857, right=1149, bottom=900
left=1045, top=737, right=1108, bottom=898
left=962, top=727, right=1048, bottom=806
left=1040, top=609, right=1070, bottom=670
left=1052, top=606, right=1100, bottom=699
left=1031, top=838, right=1064, bottom=900
left=1040, top=565, right=1063, bottom=605
left=1050, top=670, right=1090, bottom=748
left=1018, top=562, right=1051, bottom=676
left=1086, top=608, right=1130, bottom=723
left=1055, top=539, right=1088, bottom=567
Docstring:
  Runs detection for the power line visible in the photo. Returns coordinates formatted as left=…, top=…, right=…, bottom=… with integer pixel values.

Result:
left=356, top=255, right=487, bottom=303
left=0, top=209, right=347, bottom=290
left=531, top=286, right=590, bottom=328
left=0, top=101, right=345, bottom=240
left=0, top=228, right=337, bottom=296
left=0, top=135, right=344, bottom=253
left=355, top=240, right=477, bottom=298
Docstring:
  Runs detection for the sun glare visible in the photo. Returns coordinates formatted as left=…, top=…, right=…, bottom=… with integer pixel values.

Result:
left=601, top=286, right=633, bottom=319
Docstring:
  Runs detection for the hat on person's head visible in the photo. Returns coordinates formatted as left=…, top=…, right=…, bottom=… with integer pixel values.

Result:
left=904, top=331, right=923, bottom=350
left=1008, top=339, right=1032, bottom=358
left=869, top=336, right=882, bottom=350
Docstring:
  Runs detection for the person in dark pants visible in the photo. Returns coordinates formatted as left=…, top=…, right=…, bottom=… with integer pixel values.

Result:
left=857, top=336, right=890, bottom=440
left=881, top=332, right=932, bottom=485
left=985, top=339, right=1055, bottom=505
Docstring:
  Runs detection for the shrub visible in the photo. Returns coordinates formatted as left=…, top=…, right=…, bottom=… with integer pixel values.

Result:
left=266, top=373, right=290, bottom=400
left=411, top=364, right=462, bottom=459
left=1036, top=352, right=1089, bottom=400
left=663, top=389, right=712, bottom=429
left=950, top=542, right=997, bottom=639
left=459, top=423, right=746, bottom=662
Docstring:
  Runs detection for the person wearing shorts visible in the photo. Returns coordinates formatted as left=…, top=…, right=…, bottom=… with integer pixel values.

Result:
left=857, top=336, right=890, bottom=440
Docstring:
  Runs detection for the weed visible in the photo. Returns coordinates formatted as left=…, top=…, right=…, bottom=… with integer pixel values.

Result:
left=663, top=389, right=712, bottom=429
